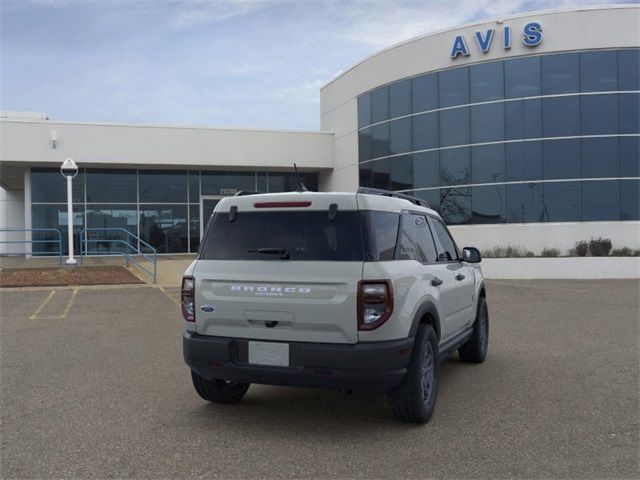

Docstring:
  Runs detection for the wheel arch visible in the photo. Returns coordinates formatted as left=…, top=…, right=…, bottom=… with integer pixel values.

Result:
left=409, top=301, right=442, bottom=341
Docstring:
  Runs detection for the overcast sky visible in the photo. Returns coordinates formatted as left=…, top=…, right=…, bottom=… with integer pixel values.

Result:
left=1, top=0, right=634, bottom=130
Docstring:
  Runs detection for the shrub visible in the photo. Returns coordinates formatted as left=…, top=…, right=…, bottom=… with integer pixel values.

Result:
left=481, top=246, right=532, bottom=258
left=575, top=241, right=589, bottom=257
left=541, top=247, right=560, bottom=257
left=611, top=247, right=632, bottom=257
left=634, top=249, right=640, bottom=257
left=525, top=250, right=535, bottom=257
left=589, top=237, right=612, bottom=257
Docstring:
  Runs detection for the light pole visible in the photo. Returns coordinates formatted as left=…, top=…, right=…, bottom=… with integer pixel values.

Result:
left=60, top=158, right=78, bottom=265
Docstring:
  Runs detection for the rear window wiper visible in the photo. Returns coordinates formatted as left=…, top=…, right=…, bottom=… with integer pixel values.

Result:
left=248, top=247, right=290, bottom=259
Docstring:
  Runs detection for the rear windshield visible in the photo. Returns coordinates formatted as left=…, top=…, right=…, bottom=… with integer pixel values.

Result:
left=200, top=211, right=364, bottom=261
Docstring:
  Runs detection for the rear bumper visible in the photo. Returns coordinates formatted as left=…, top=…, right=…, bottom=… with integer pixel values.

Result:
left=183, top=332, right=414, bottom=393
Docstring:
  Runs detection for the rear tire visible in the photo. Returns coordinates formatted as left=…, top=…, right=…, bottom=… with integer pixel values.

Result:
left=191, top=371, right=250, bottom=403
left=387, top=324, right=439, bottom=424
left=458, top=296, right=489, bottom=363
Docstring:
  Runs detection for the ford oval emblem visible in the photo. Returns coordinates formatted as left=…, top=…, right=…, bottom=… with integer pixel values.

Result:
left=200, top=305, right=215, bottom=312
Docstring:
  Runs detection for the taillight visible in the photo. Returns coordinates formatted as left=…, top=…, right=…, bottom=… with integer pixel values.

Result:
left=181, top=276, right=195, bottom=322
left=358, top=280, right=393, bottom=330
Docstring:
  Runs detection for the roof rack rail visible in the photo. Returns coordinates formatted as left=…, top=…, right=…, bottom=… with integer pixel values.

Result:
left=357, top=187, right=431, bottom=209
left=234, top=190, right=260, bottom=196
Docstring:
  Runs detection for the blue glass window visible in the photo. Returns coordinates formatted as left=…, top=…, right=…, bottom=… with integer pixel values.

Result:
left=506, top=141, right=543, bottom=182
left=439, top=107, right=470, bottom=147
left=471, top=144, right=505, bottom=184
left=371, top=123, right=390, bottom=159
left=359, top=128, right=373, bottom=162
left=541, top=53, right=579, bottom=95
left=389, top=117, right=412, bottom=155
left=440, top=186, right=471, bottom=225
left=389, top=79, right=411, bottom=118
left=544, top=139, right=581, bottom=180
left=582, top=180, right=620, bottom=221
left=581, top=94, right=618, bottom=135
left=505, top=56, right=541, bottom=98
left=620, top=179, right=640, bottom=220
left=543, top=96, right=580, bottom=137
left=505, top=99, right=542, bottom=140
left=581, top=51, right=617, bottom=92
left=412, top=189, right=440, bottom=212
left=189, top=205, right=200, bottom=252
left=470, top=61, right=504, bottom=102
left=412, top=152, right=440, bottom=189
left=359, top=163, right=372, bottom=188
left=439, top=67, right=469, bottom=107
left=86, top=205, right=137, bottom=253
left=543, top=182, right=581, bottom=222
left=139, top=170, right=187, bottom=203
left=470, top=103, right=504, bottom=143
left=32, top=204, right=84, bottom=255
left=412, top=74, right=438, bottom=113
left=412, top=112, right=438, bottom=151
left=31, top=168, right=84, bottom=203
left=372, top=159, right=391, bottom=190
left=370, top=87, right=389, bottom=123
left=582, top=138, right=619, bottom=178
left=618, top=49, right=640, bottom=91
left=390, top=155, right=413, bottom=190
left=201, top=172, right=255, bottom=195
left=619, top=92, right=639, bottom=134
left=358, top=94, right=371, bottom=128
left=440, top=147, right=470, bottom=186
left=506, top=183, right=543, bottom=223
left=86, top=169, right=136, bottom=203
left=621, top=137, right=640, bottom=177
left=188, top=171, right=199, bottom=202
left=472, top=185, right=505, bottom=224
left=139, top=205, right=189, bottom=253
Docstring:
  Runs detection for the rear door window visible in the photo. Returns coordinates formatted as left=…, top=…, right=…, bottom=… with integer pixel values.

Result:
left=429, top=217, right=460, bottom=261
left=396, top=212, right=438, bottom=263
left=360, top=211, right=399, bottom=261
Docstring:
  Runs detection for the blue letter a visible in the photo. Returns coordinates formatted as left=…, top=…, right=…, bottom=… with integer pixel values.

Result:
left=451, top=35, right=469, bottom=59
left=475, top=29, right=495, bottom=53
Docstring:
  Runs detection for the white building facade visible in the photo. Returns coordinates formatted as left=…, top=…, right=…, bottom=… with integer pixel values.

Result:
left=1, top=5, right=638, bottom=256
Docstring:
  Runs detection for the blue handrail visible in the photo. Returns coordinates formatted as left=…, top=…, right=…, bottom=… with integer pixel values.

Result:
left=0, top=228, right=63, bottom=264
left=79, top=228, right=157, bottom=283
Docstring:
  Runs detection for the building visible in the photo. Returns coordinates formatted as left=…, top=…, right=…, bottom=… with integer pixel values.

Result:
left=1, top=5, right=638, bottom=257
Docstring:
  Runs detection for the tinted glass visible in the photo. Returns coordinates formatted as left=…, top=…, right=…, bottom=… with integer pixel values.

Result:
left=621, top=137, right=640, bottom=177
left=618, top=50, right=640, bottom=91
left=412, top=112, right=438, bottom=151
left=397, top=213, right=437, bottom=263
left=505, top=56, right=541, bottom=98
left=412, top=189, right=440, bottom=213
left=139, top=170, right=187, bottom=203
left=361, top=211, right=399, bottom=261
left=440, top=148, right=470, bottom=185
left=412, top=74, right=438, bottom=113
left=506, top=183, right=543, bottom=223
left=439, top=107, right=469, bottom=147
left=372, top=159, right=391, bottom=190
left=358, top=94, right=371, bottom=128
left=439, top=186, right=471, bottom=225
left=31, top=168, right=84, bottom=203
left=472, top=185, right=505, bottom=224
left=439, top=67, right=469, bottom=107
left=268, top=173, right=318, bottom=193
left=31, top=204, right=83, bottom=255
left=470, top=61, right=504, bottom=102
left=506, top=141, right=543, bottom=182
left=189, top=171, right=200, bottom=202
left=542, top=53, right=579, bottom=94
left=543, top=96, right=580, bottom=137
left=581, top=94, right=618, bottom=135
left=359, top=128, right=373, bottom=162
left=86, top=205, right=137, bottom=254
left=471, top=144, right=505, bottom=183
left=413, top=151, right=440, bottom=189
left=619, top=93, right=639, bottom=134
left=582, top=180, right=620, bottom=221
left=620, top=179, right=640, bottom=220
left=359, top=163, right=373, bottom=188
left=470, top=102, right=504, bottom=143
left=189, top=205, right=200, bottom=252
left=430, top=217, right=459, bottom=260
left=505, top=98, right=542, bottom=140
left=543, top=182, right=581, bottom=222
left=370, top=87, right=389, bottom=123
left=389, top=79, right=411, bottom=118
left=139, top=205, right=189, bottom=253
left=201, top=171, right=254, bottom=196
left=86, top=169, right=136, bottom=203
left=200, top=211, right=364, bottom=261
left=390, top=155, right=413, bottom=190
left=582, top=138, right=619, bottom=178
left=580, top=51, right=617, bottom=92
left=371, top=123, right=390, bottom=159
left=389, top=117, right=411, bottom=155
left=544, top=139, right=581, bottom=180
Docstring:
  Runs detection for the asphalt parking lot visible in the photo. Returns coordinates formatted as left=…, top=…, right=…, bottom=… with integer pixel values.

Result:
left=1, top=280, right=638, bottom=479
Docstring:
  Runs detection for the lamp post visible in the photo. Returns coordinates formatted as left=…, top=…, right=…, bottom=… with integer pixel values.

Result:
left=60, top=158, right=78, bottom=265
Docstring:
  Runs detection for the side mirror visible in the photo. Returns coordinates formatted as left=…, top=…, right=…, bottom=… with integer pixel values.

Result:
left=463, top=247, right=481, bottom=263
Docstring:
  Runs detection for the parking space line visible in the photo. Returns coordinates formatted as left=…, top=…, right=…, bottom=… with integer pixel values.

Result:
left=158, top=286, right=181, bottom=307
left=59, top=289, right=78, bottom=319
left=29, top=290, right=56, bottom=320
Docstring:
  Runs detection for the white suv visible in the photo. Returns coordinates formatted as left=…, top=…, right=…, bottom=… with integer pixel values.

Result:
left=182, top=188, right=488, bottom=423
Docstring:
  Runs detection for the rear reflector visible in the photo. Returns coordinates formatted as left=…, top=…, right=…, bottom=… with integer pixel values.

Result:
left=254, top=201, right=312, bottom=208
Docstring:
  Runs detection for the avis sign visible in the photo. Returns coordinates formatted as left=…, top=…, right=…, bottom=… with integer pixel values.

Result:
left=450, top=22, right=543, bottom=59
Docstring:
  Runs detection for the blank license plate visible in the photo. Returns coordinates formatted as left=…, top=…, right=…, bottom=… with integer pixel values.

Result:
left=248, top=341, right=289, bottom=367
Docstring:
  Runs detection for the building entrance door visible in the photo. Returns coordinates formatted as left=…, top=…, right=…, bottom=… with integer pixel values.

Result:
left=200, top=195, right=225, bottom=238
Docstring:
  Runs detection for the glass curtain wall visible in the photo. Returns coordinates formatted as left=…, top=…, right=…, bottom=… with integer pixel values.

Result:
left=358, top=48, right=640, bottom=225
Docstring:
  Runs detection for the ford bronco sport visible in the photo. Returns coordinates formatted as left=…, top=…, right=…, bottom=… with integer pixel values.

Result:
left=182, top=188, right=488, bottom=423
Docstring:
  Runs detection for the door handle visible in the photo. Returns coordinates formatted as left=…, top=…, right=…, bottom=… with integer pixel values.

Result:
left=431, top=277, right=443, bottom=287
left=455, top=273, right=465, bottom=281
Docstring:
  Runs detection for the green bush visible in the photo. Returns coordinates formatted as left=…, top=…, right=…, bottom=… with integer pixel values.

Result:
left=541, top=247, right=561, bottom=257
left=611, top=247, right=632, bottom=256
left=589, top=237, right=612, bottom=257
left=575, top=241, right=589, bottom=257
